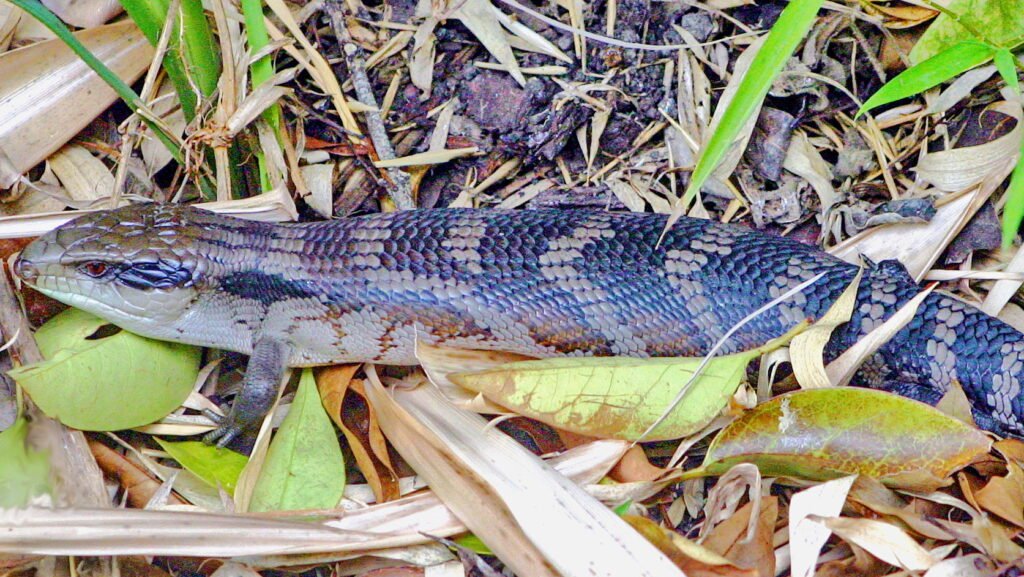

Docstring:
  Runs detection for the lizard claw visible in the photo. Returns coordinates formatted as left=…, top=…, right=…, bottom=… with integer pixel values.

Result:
left=202, top=409, right=243, bottom=448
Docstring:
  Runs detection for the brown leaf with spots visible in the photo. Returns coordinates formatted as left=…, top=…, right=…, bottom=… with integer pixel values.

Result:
left=701, top=497, right=778, bottom=577
left=318, top=365, right=400, bottom=503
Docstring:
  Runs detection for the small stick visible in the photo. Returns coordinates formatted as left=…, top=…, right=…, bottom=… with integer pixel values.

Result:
left=324, top=1, right=415, bottom=210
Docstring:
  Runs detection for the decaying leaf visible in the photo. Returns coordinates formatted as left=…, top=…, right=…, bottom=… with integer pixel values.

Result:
left=0, top=20, right=152, bottom=187
left=691, top=388, right=992, bottom=491
left=790, top=268, right=861, bottom=388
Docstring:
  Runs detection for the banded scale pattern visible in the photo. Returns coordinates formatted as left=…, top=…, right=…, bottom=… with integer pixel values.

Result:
left=14, top=204, right=1024, bottom=437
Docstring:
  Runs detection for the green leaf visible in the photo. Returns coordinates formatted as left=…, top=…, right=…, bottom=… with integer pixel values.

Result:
left=673, top=0, right=823, bottom=218
left=859, top=41, right=996, bottom=116
left=994, top=48, right=1021, bottom=97
left=155, top=439, right=248, bottom=496
left=8, top=309, right=201, bottom=431
left=1002, top=153, right=1024, bottom=248
left=451, top=339, right=787, bottom=441
left=689, top=388, right=991, bottom=491
left=0, top=417, right=51, bottom=507
left=455, top=533, right=493, bottom=555
left=250, top=369, right=346, bottom=512
left=910, top=0, right=1024, bottom=65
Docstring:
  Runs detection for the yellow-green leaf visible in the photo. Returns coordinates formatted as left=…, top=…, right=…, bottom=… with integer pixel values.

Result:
left=155, top=439, right=248, bottom=496
left=691, top=388, right=991, bottom=491
left=8, top=309, right=201, bottom=431
left=0, top=417, right=51, bottom=506
left=250, top=369, right=346, bottom=512
left=909, top=0, right=1024, bottom=65
left=452, top=349, right=764, bottom=442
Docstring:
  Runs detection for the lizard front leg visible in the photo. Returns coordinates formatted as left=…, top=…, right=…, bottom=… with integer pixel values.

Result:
left=204, top=335, right=292, bottom=447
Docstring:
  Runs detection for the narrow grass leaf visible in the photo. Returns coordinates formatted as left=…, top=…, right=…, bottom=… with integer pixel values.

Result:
left=690, top=388, right=991, bottom=491
left=667, top=0, right=823, bottom=229
left=994, top=48, right=1020, bottom=97
left=8, top=309, right=201, bottom=431
left=0, top=417, right=51, bottom=507
left=909, top=0, right=1024, bottom=65
left=1003, top=154, right=1024, bottom=248
left=859, top=42, right=996, bottom=116
left=250, top=369, right=346, bottom=512
left=154, top=439, right=248, bottom=496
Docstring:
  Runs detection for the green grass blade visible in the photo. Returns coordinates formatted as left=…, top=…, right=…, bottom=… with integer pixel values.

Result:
left=180, top=0, right=219, bottom=98
left=119, top=0, right=198, bottom=120
left=8, top=0, right=183, bottom=163
left=241, top=0, right=279, bottom=192
left=1002, top=152, right=1024, bottom=248
left=669, top=0, right=824, bottom=228
left=859, top=41, right=996, bottom=116
left=994, top=48, right=1021, bottom=98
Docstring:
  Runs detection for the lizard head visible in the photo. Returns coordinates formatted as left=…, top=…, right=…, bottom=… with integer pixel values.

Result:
left=13, top=203, right=214, bottom=333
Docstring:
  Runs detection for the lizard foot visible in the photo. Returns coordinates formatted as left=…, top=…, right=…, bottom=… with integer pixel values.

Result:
left=202, top=409, right=244, bottom=448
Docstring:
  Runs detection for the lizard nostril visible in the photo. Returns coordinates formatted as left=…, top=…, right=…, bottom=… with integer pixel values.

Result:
left=12, top=255, right=37, bottom=281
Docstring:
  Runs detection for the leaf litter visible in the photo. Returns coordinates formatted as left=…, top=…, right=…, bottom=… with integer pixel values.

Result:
left=2, top=0, right=1024, bottom=576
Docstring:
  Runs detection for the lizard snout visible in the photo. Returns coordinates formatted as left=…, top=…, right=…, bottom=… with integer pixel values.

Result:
left=13, top=242, right=43, bottom=282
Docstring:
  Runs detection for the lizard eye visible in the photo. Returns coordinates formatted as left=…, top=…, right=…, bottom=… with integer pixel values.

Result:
left=80, top=261, right=110, bottom=278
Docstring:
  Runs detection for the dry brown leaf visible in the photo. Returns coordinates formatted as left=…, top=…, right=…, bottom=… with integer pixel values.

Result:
left=41, top=0, right=122, bottom=28
left=917, top=101, right=1022, bottom=192
left=624, top=515, right=757, bottom=577
left=449, top=0, right=526, bottom=86
left=783, top=130, right=837, bottom=213
left=47, top=144, right=114, bottom=203
left=373, top=148, right=478, bottom=168
left=790, top=269, right=861, bottom=389
left=0, top=20, right=152, bottom=188
left=817, top=516, right=938, bottom=571
left=981, top=240, right=1024, bottom=316
left=975, top=462, right=1024, bottom=528
left=362, top=370, right=684, bottom=577
left=788, top=475, right=858, bottom=577
left=299, top=162, right=335, bottom=218
left=318, top=365, right=400, bottom=504
left=0, top=2, right=22, bottom=52
left=934, top=380, right=977, bottom=426
left=701, top=497, right=778, bottom=577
